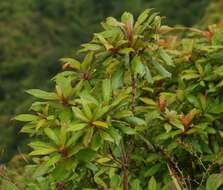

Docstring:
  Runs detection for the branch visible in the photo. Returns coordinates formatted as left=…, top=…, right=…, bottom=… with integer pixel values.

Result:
left=120, top=141, right=129, bottom=190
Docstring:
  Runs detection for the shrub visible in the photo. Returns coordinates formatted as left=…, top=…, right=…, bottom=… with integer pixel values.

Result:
left=13, top=9, right=223, bottom=190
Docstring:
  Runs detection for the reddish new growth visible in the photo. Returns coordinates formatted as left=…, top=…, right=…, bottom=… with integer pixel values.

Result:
left=158, top=36, right=177, bottom=47
left=158, top=96, right=166, bottom=112
left=62, top=63, right=71, bottom=70
left=60, top=94, right=69, bottom=107
left=125, top=22, right=133, bottom=47
left=58, top=145, right=68, bottom=157
left=202, top=30, right=213, bottom=41
left=56, top=182, right=66, bottom=190
left=80, top=72, right=92, bottom=80
left=179, top=112, right=194, bottom=130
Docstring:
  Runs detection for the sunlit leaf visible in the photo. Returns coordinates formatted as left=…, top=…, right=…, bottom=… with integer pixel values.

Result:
left=14, top=114, right=39, bottom=122
left=26, top=89, right=58, bottom=100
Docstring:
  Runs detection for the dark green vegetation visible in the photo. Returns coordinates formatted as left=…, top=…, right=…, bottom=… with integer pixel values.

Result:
left=6, top=6, right=223, bottom=190
left=200, top=0, right=223, bottom=26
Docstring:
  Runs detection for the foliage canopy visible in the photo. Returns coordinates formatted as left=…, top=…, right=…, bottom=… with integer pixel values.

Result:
left=5, top=8, right=223, bottom=190
left=0, top=0, right=211, bottom=162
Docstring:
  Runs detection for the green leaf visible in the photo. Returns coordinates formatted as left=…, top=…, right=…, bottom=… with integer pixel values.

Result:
left=59, top=125, right=67, bottom=146
left=113, top=110, right=133, bottom=119
left=94, top=33, right=113, bottom=50
left=187, top=95, right=201, bottom=108
left=145, top=66, right=154, bottom=84
left=106, top=17, right=124, bottom=28
left=83, top=128, right=94, bottom=146
left=80, top=43, right=102, bottom=52
left=29, top=141, right=55, bottom=150
left=26, top=89, right=58, bottom=100
left=147, top=12, right=159, bottom=25
left=182, top=73, right=200, bottom=80
left=35, top=119, right=47, bottom=130
left=44, top=128, right=60, bottom=145
left=80, top=92, right=99, bottom=105
left=55, top=76, right=73, bottom=98
left=117, top=125, right=136, bottom=135
left=121, top=12, right=134, bottom=28
left=96, top=157, right=110, bottom=164
left=131, top=179, right=142, bottom=190
left=60, top=58, right=81, bottom=70
left=206, top=174, right=223, bottom=190
left=171, top=119, right=184, bottom=131
left=159, top=49, right=174, bottom=66
left=152, top=60, right=171, bottom=78
left=33, top=154, right=61, bottom=177
left=72, top=107, right=89, bottom=122
left=33, top=163, right=51, bottom=178
left=74, top=80, right=84, bottom=94
left=29, top=147, right=57, bottom=156
left=182, top=39, right=194, bottom=52
left=208, top=102, right=223, bottom=114
left=144, top=164, right=162, bottom=177
left=92, top=121, right=109, bottom=128
left=146, top=153, right=160, bottom=163
left=111, top=90, right=130, bottom=107
left=126, top=116, right=146, bottom=126
left=68, top=123, right=87, bottom=132
left=14, top=114, right=39, bottom=122
left=156, top=132, right=171, bottom=141
left=99, top=130, right=114, bottom=142
left=94, top=105, right=110, bottom=120
left=140, top=97, right=156, bottom=106
left=21, top=126, right=34, bottom=134
left=164, top=123, right=172, bottom=132
left=91, top=133, right=102, bottom=151
left=81, top=52, right=94, bottom=71
left=111, top=69, right=123, bottom=90
left=47, top=153, right=61, bottom=165
left=76, top=148, right=97, bottom=162
left=118, top=48, right=135, bottom=54
left=81, top=98, right=93, bottom=120
left=66, top=131, right=83, bottom=147
left=68, top=144, right=84, bottom=157
left=135, top=9, right=152, bottom=28
left=105, top=127, right=121, bottom=144
left=148, top=176, right=157, bottom=190
left=58, top=108, right=72, bottom=123
left=131, top=55, right=145, bottom=77
left=216, top=80, right=223, bottom=88
left=102, top=78, right=111, bottom=103
left=94, top=169, right=108, bottom=189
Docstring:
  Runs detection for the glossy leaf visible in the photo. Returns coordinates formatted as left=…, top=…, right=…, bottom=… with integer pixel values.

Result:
left=68, top=123, right=87, bottom=132
left=44, top=128, right=60, bottom=145
left=152, top=60, right=171, bottom=78
left=14, top=114, right=39, bottom=122
left=148, top=176, right=157, bottom=190
left=102, top=78, right=112, bottom=103
left=206, top=174, right=223, bottom=190
left=26, top=89, right=58, bottom=100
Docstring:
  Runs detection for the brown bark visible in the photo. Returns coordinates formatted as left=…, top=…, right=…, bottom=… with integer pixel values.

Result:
left=120, top=141, right=128, bottom=190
